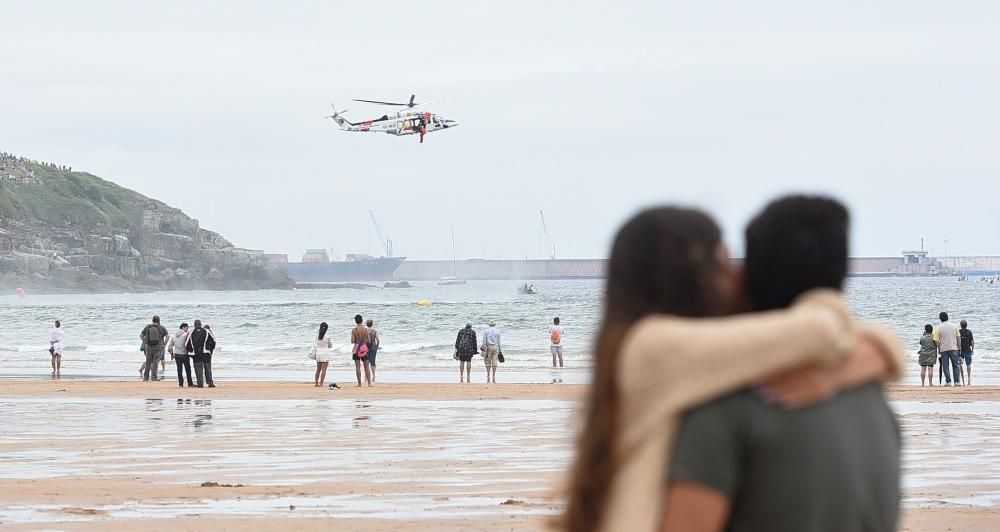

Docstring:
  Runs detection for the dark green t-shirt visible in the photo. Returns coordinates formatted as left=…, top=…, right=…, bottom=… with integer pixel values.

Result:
left=669, top=384, right=900, bottom=532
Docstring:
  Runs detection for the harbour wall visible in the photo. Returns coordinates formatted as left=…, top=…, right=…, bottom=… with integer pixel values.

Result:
left=394, top=256, right=1000, bottom=281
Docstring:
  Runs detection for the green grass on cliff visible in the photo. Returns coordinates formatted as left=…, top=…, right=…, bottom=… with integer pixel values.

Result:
left=0, top=162, right=162, bottom=228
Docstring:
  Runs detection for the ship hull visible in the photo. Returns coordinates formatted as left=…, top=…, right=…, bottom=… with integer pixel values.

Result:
left=284, top=257, right=406, bottom=282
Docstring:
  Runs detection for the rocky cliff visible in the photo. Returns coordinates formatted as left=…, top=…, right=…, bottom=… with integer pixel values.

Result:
left=0, top=153, right=292, bottom=293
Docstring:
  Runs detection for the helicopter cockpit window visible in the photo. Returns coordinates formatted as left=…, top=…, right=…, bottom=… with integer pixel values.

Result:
left=432, top=116, right=441, bottom=125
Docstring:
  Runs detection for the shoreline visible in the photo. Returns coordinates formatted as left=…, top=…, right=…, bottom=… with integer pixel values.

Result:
left=1, top=380, right=999, bottom=401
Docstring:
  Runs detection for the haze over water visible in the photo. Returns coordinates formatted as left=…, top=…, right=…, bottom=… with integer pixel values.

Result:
left=1, top=277, right=996, bottom=381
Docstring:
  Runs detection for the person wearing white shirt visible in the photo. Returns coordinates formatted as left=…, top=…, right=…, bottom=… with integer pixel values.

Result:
left=481, top=320, right=502, bottom=383
left=549, top=317, right=566, bottom=368
left=48, top=320, right=64, bottom=376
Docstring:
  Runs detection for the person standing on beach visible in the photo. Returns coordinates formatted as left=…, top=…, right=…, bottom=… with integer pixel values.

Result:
left=169, top=323, right=194, bottom=387
left=549, top=317, right=565, bottom=368
left=48, top=320, right=64, bottom=376
left=959, top=319, right=974, bottom=385
left=186, top=320, right=216, bottom=388
left=139, top=316, right=168, bottom=382
left=917, top=324, right=937, bottom=386
left=314, top=322, right=332, bottom=387
left=481, top=320, right=502, bottom=383
left=366, top=319, right=381, bottom=383
left=351, top=314, right=373, bottom=387
left=454, top=323, right=478, bottom=383
left=934, top=312, right=962, bottom=386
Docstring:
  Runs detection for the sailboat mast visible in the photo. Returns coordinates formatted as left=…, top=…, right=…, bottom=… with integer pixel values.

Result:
left=451, top=227, right=458, bottom=277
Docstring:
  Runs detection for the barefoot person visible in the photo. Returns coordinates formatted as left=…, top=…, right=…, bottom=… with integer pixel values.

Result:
left=351, top=314, right=372, bottom=387
left=48, top=320, right=64, bottom=376
left=562, top=205, right=904, bottom=532
left=454, top=323, right=478, bottom=383
left=549, top=317, right=565, bottom=368
left=960, top=319, right=974, bottom=385
left=313, top=322, right=332, bottom=387
left=366, top=319, right=381, bottom=383
left=918, top=324, right=937, bottom=386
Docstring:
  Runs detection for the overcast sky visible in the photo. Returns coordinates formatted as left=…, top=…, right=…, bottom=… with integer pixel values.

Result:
left=2, top=1, right=999, bottom=260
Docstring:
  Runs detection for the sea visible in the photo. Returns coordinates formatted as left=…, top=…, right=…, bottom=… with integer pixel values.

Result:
left=1, top=277, right=997, bottom=382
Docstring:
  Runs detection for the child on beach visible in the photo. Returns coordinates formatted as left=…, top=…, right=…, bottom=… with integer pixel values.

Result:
left=918, top=324, right=937, bottom=386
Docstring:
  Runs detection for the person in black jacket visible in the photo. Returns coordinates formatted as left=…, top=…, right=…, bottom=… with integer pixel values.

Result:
left=185, top=320, right=216, bottom=388
left=454, top=323, right=478, bottom=384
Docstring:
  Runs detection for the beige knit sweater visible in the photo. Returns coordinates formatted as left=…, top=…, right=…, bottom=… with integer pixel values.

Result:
left=596, top=289, right=905, bottom=532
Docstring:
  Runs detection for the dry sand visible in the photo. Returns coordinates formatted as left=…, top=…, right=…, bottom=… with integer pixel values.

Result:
left=2, top=380, right=998, bottom=530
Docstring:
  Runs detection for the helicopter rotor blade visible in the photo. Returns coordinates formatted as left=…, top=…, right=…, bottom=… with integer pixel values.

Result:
left=353, top=99, right=408, bottom=106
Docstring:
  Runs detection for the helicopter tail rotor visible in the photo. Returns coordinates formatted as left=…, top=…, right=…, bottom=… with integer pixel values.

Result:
left=326, top=104, right=356, bottom=129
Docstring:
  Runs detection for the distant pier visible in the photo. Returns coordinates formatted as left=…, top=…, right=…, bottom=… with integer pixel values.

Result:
left=393, top=253, right=1000, bottom=281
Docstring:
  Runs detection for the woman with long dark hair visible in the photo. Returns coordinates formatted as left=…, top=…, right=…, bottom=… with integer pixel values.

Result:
left=314, top=322, right=332, bottom=387
left=562, top=207, right=903, bottom=532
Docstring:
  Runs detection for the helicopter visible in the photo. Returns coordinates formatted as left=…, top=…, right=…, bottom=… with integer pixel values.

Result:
left=326, top=95, right=459, bottom=143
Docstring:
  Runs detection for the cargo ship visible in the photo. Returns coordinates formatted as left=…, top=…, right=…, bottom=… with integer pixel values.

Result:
left=274, top=249, right=406, bottom=282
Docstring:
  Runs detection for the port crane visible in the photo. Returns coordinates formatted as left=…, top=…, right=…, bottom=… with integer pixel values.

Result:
left=368, top=210, right=393, bottom=257
left=540, top=210, right=556, bottom=260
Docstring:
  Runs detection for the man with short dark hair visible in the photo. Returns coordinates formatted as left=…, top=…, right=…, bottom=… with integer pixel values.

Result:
left=549, top=317, right=565, bottom=368
left=139, top=315, right=168, bottom=382
left=662, top=195, right=900, bottom=532
left=934, top=312, right=962, bottom=386
left=351, top=314, right=372, bottom=387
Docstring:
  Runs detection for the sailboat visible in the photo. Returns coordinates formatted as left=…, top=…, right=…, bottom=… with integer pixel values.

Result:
left=439, top=227, right=467, bottom=285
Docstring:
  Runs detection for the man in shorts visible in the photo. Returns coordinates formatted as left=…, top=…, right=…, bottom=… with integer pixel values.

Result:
left=549, top=317, right=565, bottom=368
left=351, top=314, right=372, bottom=387
left=454, top=323, right=478, bottom=383
left=959, top=319, right=974, bottom=385
left=481, top=320, right=502, bottom=383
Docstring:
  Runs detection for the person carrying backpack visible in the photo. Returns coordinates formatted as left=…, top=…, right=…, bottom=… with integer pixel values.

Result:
left=138, top=315, right=169, bottom=382
left=549, top=317, right=566, bottom=368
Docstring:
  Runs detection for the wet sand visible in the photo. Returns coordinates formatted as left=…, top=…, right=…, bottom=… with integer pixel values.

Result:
left=2, top=381, right=1000, bottom=530
left=3, top=379, right=1000, bottom=402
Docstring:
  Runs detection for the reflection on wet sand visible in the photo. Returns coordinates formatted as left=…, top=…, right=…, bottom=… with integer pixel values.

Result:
left=1, top=398, right=997, bottom=527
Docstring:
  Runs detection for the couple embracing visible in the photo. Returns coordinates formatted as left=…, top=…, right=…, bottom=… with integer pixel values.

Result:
left=564, top=195, right=906, bottom=532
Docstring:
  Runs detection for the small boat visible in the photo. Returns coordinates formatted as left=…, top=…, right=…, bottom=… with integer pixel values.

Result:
left=438, top=229, right=467, bottom=285
left=517, top=283, right=537, bottom=295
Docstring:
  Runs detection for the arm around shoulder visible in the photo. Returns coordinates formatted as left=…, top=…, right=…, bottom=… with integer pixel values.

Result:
left=619, top=289, right=856, bottom=413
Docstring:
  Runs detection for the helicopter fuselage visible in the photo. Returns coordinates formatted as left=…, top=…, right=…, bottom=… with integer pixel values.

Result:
left=333, top=109, right=458, bottom=138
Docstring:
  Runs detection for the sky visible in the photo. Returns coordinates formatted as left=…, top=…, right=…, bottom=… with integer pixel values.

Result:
left=2, top=0, right=999, bottom=260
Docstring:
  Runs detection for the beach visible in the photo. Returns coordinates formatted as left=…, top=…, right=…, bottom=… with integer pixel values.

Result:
left=1, top=381, right=999, bottom=530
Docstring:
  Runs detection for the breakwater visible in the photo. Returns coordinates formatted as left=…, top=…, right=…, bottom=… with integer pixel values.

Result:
left=394, top=256, right=1000, bottom=281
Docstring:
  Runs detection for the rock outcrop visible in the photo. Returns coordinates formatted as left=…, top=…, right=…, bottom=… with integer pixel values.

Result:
left=0, top=155, right=292, bottom=294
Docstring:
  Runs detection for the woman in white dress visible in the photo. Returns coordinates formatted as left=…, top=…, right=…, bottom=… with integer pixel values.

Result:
left=313, top=322, right=332, bottom=387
